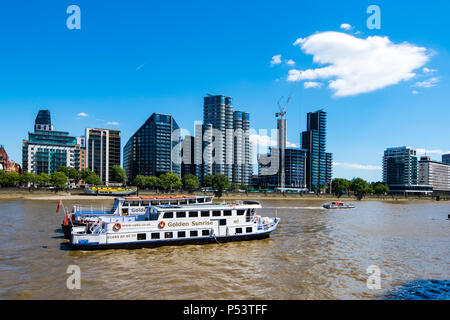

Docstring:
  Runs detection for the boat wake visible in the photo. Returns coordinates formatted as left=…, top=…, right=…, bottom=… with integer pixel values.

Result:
left=263, top=207, right=324, bottom=210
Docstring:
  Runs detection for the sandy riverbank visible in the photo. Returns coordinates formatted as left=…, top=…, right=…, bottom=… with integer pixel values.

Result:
left=0, top=190, right=445, bottom=202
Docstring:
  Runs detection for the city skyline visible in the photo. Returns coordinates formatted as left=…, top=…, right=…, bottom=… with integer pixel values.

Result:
left=1, top=1, right=449, bottom=182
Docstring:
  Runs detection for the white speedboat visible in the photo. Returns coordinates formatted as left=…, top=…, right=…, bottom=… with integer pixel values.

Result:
left=323, top=201, right=355, bottom=209
left=69, top=201, right=280, bottom=250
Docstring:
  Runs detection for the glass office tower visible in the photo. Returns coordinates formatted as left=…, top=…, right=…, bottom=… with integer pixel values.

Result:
left=123, top=113, right=180, bottom=183
left=301, top=109, right=332, bottom=192
left=22, top=110, right=77, bottom=175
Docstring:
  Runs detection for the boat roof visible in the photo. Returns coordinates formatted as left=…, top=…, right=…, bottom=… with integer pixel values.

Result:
left=115, top=195, right=213, bottom=201
left=151, top=202, right=261, bottom=211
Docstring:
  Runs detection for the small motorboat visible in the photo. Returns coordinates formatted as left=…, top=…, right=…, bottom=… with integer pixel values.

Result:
left=323, top=201, right=355, bottom=209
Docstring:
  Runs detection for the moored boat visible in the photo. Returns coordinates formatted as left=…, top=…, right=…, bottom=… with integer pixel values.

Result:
left=68, top=201, right=280, bottom=250
left=323, top=201, right=355, bottom=209
left=83, top=186, right=138, bottom=196
left=61, top=195, right=214, bottom=239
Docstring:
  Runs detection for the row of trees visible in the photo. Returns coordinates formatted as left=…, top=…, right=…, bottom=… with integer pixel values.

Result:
left=0, top=166, right=105, bottom=189
left=331, top=178, right=389, bottom=200
left=133, top=173, right=243, bottom=197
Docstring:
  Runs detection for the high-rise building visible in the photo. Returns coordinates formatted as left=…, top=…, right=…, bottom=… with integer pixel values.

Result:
left=442, top=154, right=450, bottom=165
left=418, top=156, right=450, bottom=191
left=232, top=111, right=252, bottom=186
left=123, top=113, right=180, bottom=183
left=85, top=128, right=121, bottom=185
left=22, top=110, right=78, bottom=175
left=203, top=94, right=234, bottom=180
left=74, top=137, right=87, bottom=171
left=181, top=135, right=196, bottom=177
left=382, top=146, right=432, bottom=194
left=257, top=147, right=307, bottom=189
left=301, top=109, right=332, bottom=192
left=202, top=95, right=252, bottom=185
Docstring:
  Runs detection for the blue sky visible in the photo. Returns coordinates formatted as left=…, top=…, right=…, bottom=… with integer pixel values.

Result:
left=0, top=0, right=449, bottom=182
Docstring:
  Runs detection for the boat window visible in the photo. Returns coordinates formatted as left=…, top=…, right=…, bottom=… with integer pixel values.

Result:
left=189, top=211, right=199, bottom=218
left=237, top=210, right=245, bottom=216
left=176, top=212, right=186, bottom=218
left=142, top=201, right=149, bottom=206
left=164, top=232, right=173, bottom=239
left=163, top=212, right=174, bottom=219
left=219, top=219, right=226, bottom=226
left=236, top=228, right=242, bottom=234
left=246, top=227, right=252, bottom=233
left=201, top=211, right=210, bottom=217
left=190, top=231, right=198, bottom=237
left=131, top=201, right=139, bottom=206
left=123, top=201, right=129, bottom=207
left=202, top=230, right=210, bottom=236
left=212, top=210, right=221, bottom=217
left=151, top=233, right=160, bottom=239
left=149, top=209, right=159, bottom=221
left=137, top=233, right=146, bottom=240
left=151, top=201, right=158, bottom=205
left=198, top=198, right=204, bottom=203
left=180, top=200, right=187, bottom=205
left=178, top=231, right=186, bottom=238
left=223, top=210, right=232, bottom=216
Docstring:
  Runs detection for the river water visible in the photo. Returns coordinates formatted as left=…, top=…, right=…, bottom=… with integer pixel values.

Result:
left=0, top=199, right=448, bottom=300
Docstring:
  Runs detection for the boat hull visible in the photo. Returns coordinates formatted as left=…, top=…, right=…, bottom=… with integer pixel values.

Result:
left=68, top=231, right=273, bottom=251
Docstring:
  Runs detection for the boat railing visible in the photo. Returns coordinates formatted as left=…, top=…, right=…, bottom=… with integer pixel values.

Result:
left=73, top=204, right=114, bottom=214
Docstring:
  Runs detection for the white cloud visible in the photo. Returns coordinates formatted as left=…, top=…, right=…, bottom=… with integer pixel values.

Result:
left=416, top=148, right=448, bottom=156
left=270, top=54, right=282, bottom=66
left=413, top=77, right=439, bottom=88
left=288, top=31, right=430, bottom=97
left=250, top=134, right=297, bottom=149
left=77, top=112, right=88, bottom=117
left=286, top=59, right=295, bottom=66
left=304, top=81, right=322, bottom=89
left=340, top=23, right=352, bottom=31
left=412, top=90, right=419, bottom=95
left=423, top=67, right=437, bottom=73
left=333, top=161, right=381, bottom=171
left=106, top=121, right=120, bottom=126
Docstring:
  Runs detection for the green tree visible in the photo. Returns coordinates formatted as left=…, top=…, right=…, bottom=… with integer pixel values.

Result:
left=350, top=177, right=371, bottom=200
left=182, top=174, right=199, bottom=192
left=85, top=173, right=103, bottom=186
left=159, top=172, right=182, bottom=191
left=38, top=173, right=51, bottom=187
left=6, top=172, right=20, bottom=187
left=51, top=172, right=68, bottom=188
left=331, top=178, right=351, bottom=198
left=111, top=165, right=127, bottom=184
left=202, top=174, right=213, bottom=187
left=21, top=171, right=36, bottom=187
left=79, top=168, right=95, bottom=182
left=146, top=176, right=160, bottom=190
left=57, top=166, right=79, bottom=181
left=211, top=174, right=229, bottom=197
left=373, top=183, right=389, bottom=195
left=134, top=175, right=147, bottom=189
left=0, top=171, right=8, bottom=187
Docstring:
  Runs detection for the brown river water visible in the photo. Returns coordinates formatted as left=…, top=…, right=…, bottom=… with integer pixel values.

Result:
left=0, top=199, right=448, bottom=300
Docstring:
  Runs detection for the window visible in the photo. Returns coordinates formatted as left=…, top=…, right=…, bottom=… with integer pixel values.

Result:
left=137, top=233, right=146, bottom=240
left=176, top=212, right=186, bottom=218
left=237, top=210, right=245, bottom=216
left=189, top=211, right=199, bottom=218
left=163, top=212, right=174, bottom=219
left=165, top=232, right=173, bottom=239
left=236, top=228, right=242, bottom=234
left=212, top=211, right=221, bottom=217
left=223, top=210, right=232, bottom=216
left=202, top=230, right=210, bottom=236
left=151, top=233, right=160, bottom=239
left=201, top=211, right=210, bottom=217
left=190, top=231, right=198, bottom=237
left=219, top=219, right=226, bottom=226
left=178, top=231, right=186, bottom=238
left=246, top=227, right=252, bottom=233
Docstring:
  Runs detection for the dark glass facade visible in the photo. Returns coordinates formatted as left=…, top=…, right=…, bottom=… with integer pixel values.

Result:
left=301, top=110, right=332, bottom=191
left=123, top=113, right=180, bottom=183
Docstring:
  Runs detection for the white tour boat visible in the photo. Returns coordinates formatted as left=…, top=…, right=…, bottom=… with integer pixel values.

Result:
left=68, top=201, right=280, bottom=250
left=61, top=195, right=213, bottom=238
